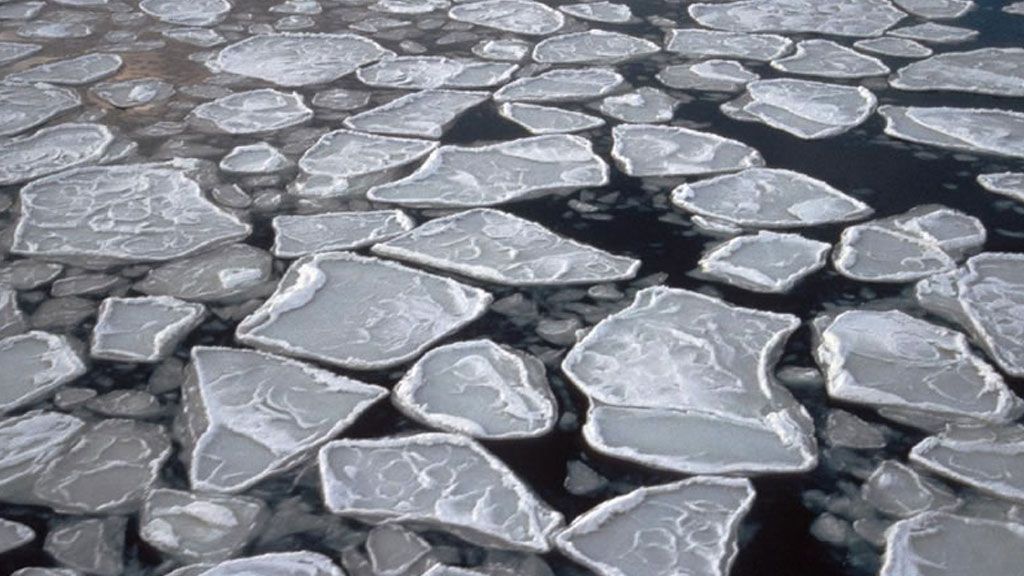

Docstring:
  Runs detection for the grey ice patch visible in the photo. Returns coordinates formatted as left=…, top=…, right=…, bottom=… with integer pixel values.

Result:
left=665, top=28, right=793, bottom=61
left=140, top=488, right=267, bottom=563
left=90, top=77, right=175, bottom=108
left=532, top=30, right=659, bottom=64
left=0, top=411, right=85, bottom=505
left=356, top=56, right=517, bottom=90
left=140, top=0, right=231, bottom=26
left=911, top=425, right=1024, bottom=504
left=699, top=231, right=830, bottom=293
left=5, top=53, right=122, bottom=85
left=44, top=517, right=125, bottom=576
left=889, top=21, right=977, bottom=43
left=862, top=460, right=958, bottom=518
left=893, top=0, right=974, bottom=19
left=493, top=68, right=624, bottom=103
left=0, top=331, right=85, bottom=414
left=890, top=48, right=1024, bottom=97
left=598, top=87, right=678, bottom=124
left=344, top=90, right=489, bottom=139
left=448, top=0, right=564, bottom=35
left=559, top=1, right=632, bottom=23
left=853, top=36, right=932, bottom=57
left=0, top=82, right=80, bottom=137
left=977, top=172, right=1024, bottom=204
left=90, top=296, right=206, bottom=363
left=190, top=89, right=312, bottom=134
left=882, top=512, right=1024, bottom=576
left=498, top=102, right=605, bottom=134
left=770, top=39, right=889, bottom=79
left=612, top=124, right=764, bottom=177
left=0, top=123, right=114, bottom=185
left=219, top=143, right=291, bottom=174
left=188, top=552, right=344, bottom=576
left=657, top=60, right=759, bottom=93
left=0, top=41, right=41, bottom=66
left=688, top=0, right=907, bottom=38
left=0, top=517, right=34, bottom=554
left=723, top=79, right=877, bottom=140
left=272, top=210, right=414, bottom=258
left=879, top=105, right=1024, bottom=158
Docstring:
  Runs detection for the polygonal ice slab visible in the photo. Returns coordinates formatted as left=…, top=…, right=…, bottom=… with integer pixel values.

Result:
left=356, top=57, right=517, bottom=90
left=532, top=31, right=659, bottom=64
left=365, top=524, right=432, bottom=576
left=910, top=425, right=1024, bottom=503
left=190, top=89, right=312, bottom=134
left=391, top=340, right=557, bottom=439
left=90, top=77, right=175, bottom=108
left=599, top=88, right=677, bottom=124
left=560, top=1, right=632, bottom=22
left=882, top=512, right=1024, bottom=576
left=612, top=124, right=764, bottom=177
left=0, top=517, right=33, bottom=554
left=688, top=0, right=907, bottom=37
left=319, top=433, right=564, bottom=552
left=815, top=310, right=1020, bottom=424
left=238, top=252, right=491, bottom=370
left=854, top=36, right=932, bottom=57
left=4, top=53, right=122, bottom=85
left=272, top=210, right=414, bottom=258
left=191, top=552, right=344, bottom=576
left=894, top=0, right=974, bottom=18
left=723, top=79, right=877, bottom=140
left=448, top=0, right=564, bottom=35
left=555, top=477, right=754, bottom=576
left=879, top=106, right=1024, bottom=158
left=665, top=29, right=792, bottom=61
left=493, top=68, right=624, bottom=103
left=374, top=209, right=639, bottom=285
left=0, top=123, right=114, bottom=185
left=140, top=488, right=267, bottom=563
left=699, top=231, right=830, bottom=293
left=890, top=48, right=1024, bottom=97
left=861, top=460, right=958, bottom=518
left=91, top=296, right=205, bottom=363
left=0, top=331, right=85, bottom=414
left=890, top=21, right=977, bottom=43
left=220, top=143, right=290, bottom=174
left=140, top=0, right=231, bottom=26
left=977, top=172, right=1024, bottom=204
left=771, top=39, right=889, bottom=79
left=211, top=33, right=391, bottom=87
left=344, top=90, right=489, bottom=139
left=368, top=135, right=608, bottom=207
left=181, top=347, right=386, bottom=493
left=472, top=39, right=531, bottom=62
left=44, top=517, right=125, bottom=576
left=498, top=103, right=605, bottom=134
left=134, top=244, right=272, bottom=303
left=32, top=418, right=172, bottom=514
left=0, top=42, right=40, bottom=66
left=0, top=82, right=80, bottom=137
left=0, top=411, right=85, bottom=504
left=657, top=60, right=759, bottom=93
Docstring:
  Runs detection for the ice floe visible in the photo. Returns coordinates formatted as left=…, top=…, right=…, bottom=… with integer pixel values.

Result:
left=0, top=41, right=40, bottom=66
left=91, top=296, right=205, bottom=363
left=977, top=172, right=1024, bottom=203
left=890, top=48, right=1024, bottom=97
left=770, top=39, right=889, bottom=79
left=657, top=60, right=759, bottom=93
left=665, top=29, right=792, bottom=61
left=889, top=21, right=977, bottom=43
left=220, top=143, right=291, bottom=174
left=723, top=79, right=877, bottom=140
left=344, top=90, right=489, bottom=139
left=0, top=331, right=85, bottom=414
left=134, top=244, right=272, bottom=303
left=139, top=0, right=231, bottom=26
left=824, top=410, right=887, bottom=449
left=140, top=488, right=267, bottom=563
left=356, top=57, right=516, bottom=90
left=498, top=102, right=605, bottom=134
left=688, top=0, right=907, bottom=38
left=493, top=68, right=624, bottom=103
left=90, top=77, right=175, bottom=108
left=911, top=424, right=1024, bottom=503
left=0, top=82, right=81, bottom=137
left=448, top=0, right=564, bottom=35
left=612, top=124, right=764, bottom=177
left=599, top=87, right=677, bottom=123
left=190, top=89, right=312, bottom=134
left=272, top=210, right=414, bottom=258
left=188, top=552, right=343, bottom=576
left=532, top=31, right=659, bottom=65
left=45, top=517, right=125, bottom=576
left=472, top=39, right=531, bottom=62
left=853, top=36, right=932, bottom=57
left=4, top=53, right=122, bottom=85
left=882, top=512, right=1024, bottom=576
left=894, top=0, right=974, bottom=19
left=879, top=105, right=1024, bottom=158
left=0, top=517, right=33, bottom=554
left=862, top=460, right=958, bottom=518
left=0, top=288, right=26, bottom=339
left=699, top=231, right=830, bottom=293
left=0, top=123, right=114, bottom=186
left=560, top=1, right=632, bottom=23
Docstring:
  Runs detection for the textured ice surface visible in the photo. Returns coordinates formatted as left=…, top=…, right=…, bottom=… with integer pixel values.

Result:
left=532, top=31, right=659, bottom=64
left=890, top=21, right=977, bottom=43
left=190, top=89, right=312, bottom=134
left=911, top=425, right=1024, bottom=503
left=493, top=68, right=623, bottom=102
left=357, top=57, right=516, bottom=90
left=140, top=488, right=266, bottom=563
left=44, top=517, right=125, bottom=576
left=894, top=0, right=974, bottom=18
left=374, top=208, right=639, bottom=285
left=191, top=552, right=344, bottom=576
left=672, top=168, right=871, bottom=228
left=319, top=433, right=564, bottom=551
left=0, top=411, right=85, bottom=504
left=699, top=231, right=830, bottom=293
left=689, top=0, right=907, bottom=37
left=881, top=104, right=1024, bottom=157
left=272, top=210, right=414, bottom=258
left=220, top=143, right=290, bottom=174
left=890, top=48, right=1024, bottom=97
left=612, top=124, right=764, bottom=177
left=815, top=310, right=1020, bottom=424
left=555, top=477, right=754, bottom=576
left=771, top=40, right=889, bottom=78
left=134, top=244, right=272, bottom=303
left=882, top=512, right=1024, bottom=576
left=724, top=79, right=877, bottom=139
left=85, top=389, right=163, bottom=419
left=237, top=252, right=491, bottom=370
left=91, top=296, right=205, bottom=362
left=0, top=288, right=27, bottom=339
left=90, top=77, right=174, bottom=108
left=657, top=60, right=759, bottom=92
left=853, top=36, right=932, bottom=57
left=180, top=346, right=386, bottom=493
left=0, top=123, right=113, bottom=186
left=391, top=340, right=557, bottom=439
left=862, top=460, right=958, bottom=518
left=560, top=1, right=632, bottom=23
left=498, top=102, right=604, bottom=134
left=368, top=135, right=608, bottom=207
left=0, top=83, right=80, bottom=137
left=13, top=160, right=250, bottom=266
left=448, top=0, right=564, bottom=35
left=364, top=523, right=433, bottom=575
left=212, top=33, right=390, bottom=87
left=472, top=39, right=531, bottom=62
left=0, top=41, right=40, bottom=66
left=599, top=88, right=677, bottom=124
left=562, top=287, right=817, bottom=474
left=0, top=331, right=85, bottom=414
left=977, top=172, right=1024, bottom=203
left=140, top=0, right=231, bottom=26
left=4, top=53, right=122, bottom=85
left=344, top=90, right=488, bottom=139
left=0, top=517, right=33, bottom=554
left=665, top=29, right=792, bottom=61
left=824, top=410, right=887, bottom=449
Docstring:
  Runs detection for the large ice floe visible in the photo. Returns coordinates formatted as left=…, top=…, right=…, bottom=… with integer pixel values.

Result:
left=612, top=124, right=764, bottom=177
left=893, top=0, right=974, bottom=18
left=909, top=425, right=1024, bottom=504
left=882, top=512, right=1024, bottom=576
left=493, top=68, right=624, bottom=102
left=890, top=48, right=1024, bottom=97
left=723, top=79, right=877, bottom=140
left=272, top=210, right=414, bottom=258
left=236, top=252, right=491, bottom=370
left=562, top=286, right=817, bottom=474
left=189, top=89, right=312, bottom=134
left=0, top=123, right=114, bottom=185
left=0, top=82, right=80, bottom=137
left=555, top=477, right=755, bottom=576
left=179, top=346, right=387, bottom=493
left=318, top=433, right=564, bottom=551
left=448, top=0, right=564, bottom=35
left=688, top=0, right=907, bottom=37
left=344, top=90, right=489, bottom=139
left=0, top=331, right=85, bottom=414
left=770, top=40, right=889, bottom=79
left=698, top=231, right=831, bottom=293
left=664, top=29, right=793, bottom=61
left=532, top=30, right=659, bottom=64
left=878, top=106, right=1024, bottom=158
left=373, top=208, right=639, bottom=286
left=90, top=296, right=205, bottom=362
left=367, top=134, right=608, bottom=207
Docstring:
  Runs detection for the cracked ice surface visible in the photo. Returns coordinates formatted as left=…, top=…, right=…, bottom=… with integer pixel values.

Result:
left=90, top=296, right=205, bottom=363
left=699, top=231, right=831, bottom=293
left=493, top=68, right=624, bottom=103
left=723, top=79, right=877, bottom=140
left=0, top=123, right=114, bottom=185
left=555, top=477, right=755, bottom=576
left=612, top=124, right=764, bottom=177
left=190, top=89, right=312, bottom=134
left=356, top=57, right=516, bottom=90
left=448, top=0, right=564, bottom=35
left=318, top=433, right=564, bottom=552
left=192, top=552, right=344, bottom=576
left=344, top=90, right=489, bottom=139
left=890, top=48, right=1024, bottom=97
left=0, top=82, right=80, bottom=137
left=140, top=488, right=267, bottom=563
left=373, top=208, right=639, bottom=285
left=0, top=412, right=85, bottom=505
left=391, top=339, right=558, bottom=439
left=882, top=512, right=1024, bottom=576
left=688, top=0, right=907, bottom=38
left=532, top=31, right=659, bottom=65
left=879, top=106, right=1024, bottom=158
left=0, top=331, right=85, bottom=414
left=665, top=29, right=792, bottom=61
left=368, top=135, right=608, bottom=207
left=498, top=102, right=605, bottom=134
left=770, top=40, right=889, bottom=79
left=910, top=425, right=1024, bottom=503
left=272, top=210, right=414, bottom=258
left=180, top=346, right=386, bottom=493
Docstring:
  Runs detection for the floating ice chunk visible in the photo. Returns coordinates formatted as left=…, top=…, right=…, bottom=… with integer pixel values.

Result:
left=91, top=296, right=205, bottom=363
left=0, top=41, right=40, bottom=66
left=560, top=1, right=632, bottom=22
left=977, top=172, right=1024, bottom=203
left=894, top=0, right=973, bottom=19
left=391, top=340, right=557, bottom=439
left=5, top=53, right=122, bottom=85
left=498, top=103, right=605, bottom=134
left=212, top=33, right=391, bottom=87
left=375, top=209, right=638, bottom=286
left=423, top=567, right=485, bottom=576
left=368, top=135, right=608, bottom=207
left=724, top=79, right=877, bottom=140
left=319, top=433, right=563, bottom=552
left=0, top=83, right=80, bottom=137
left=532, top=31, right=658, bottom=64
left=699, top=231, right=830, bottom=293
left=140, top=488, right=267, bottom=563
left=45, top=517, right=125, bottom=576
left=673, top=169, right=870, bottom=229
left=13, top=161, right=251, bottom=266
left=365, top=524, right=432, bottom=576
left=189, top=552, right=343, bottom=576
left=181, top=346, right=386, bottom=493
left=815, top=310, right=1020, bottom=424
left=472, top=39, right=531, bottom=62
left=135, top=245, right=272, bottom=303
left=890, top=48, right=1024, bottom=97
left=0, top=288, right=26, bottom=339
left=555, top=477, right=754, bottom=576
left=344, top=90, right=488, bottom=139
left=0, top=331, right=85, bottom=414
left=598, top=88, right=677, bottom=123
left=657, top=60, right=759, bottom=92
left=12, top=569, right=81, bottom=576
left=493, top=68, right=624, bottom=103
left=356, top=57, right=516, bottom=90
left=220, top=143, right=291, bottom=174
left=862, top=460, right=958, bottom=518
left=688, top=0, right=907, bottom=37
left=190, top=89, right=312, bottom=135
left=612, top=124, right=763, bottom=177
left=879, top=105, right=1024, bottom=158
left=889, top=22, right=977, bottom=43
left=449, top=0, right=564, bottom=35
left=0, top=411, right=85, bottom=504
left=665, top=29, right=792, bottom=61
left=237, top=253, right=491, bottom=370
left=1006, top=1, right=1024, bottom=14
left=85, top=390, right=164, bottom=420
left=140, top=0, right=231, bottom=26
left=311, top=88, right=369, bottom=111
left=853, top=36, right=932, bottom=57
left=824, top=410, right=887, bottom=449
left=0, top=517, right=34, bottom=554
left=911, top=425, right=1024, bottom=503
left=882, top=512, right=1024, bottom=576
left=90, top=77, right=174, bottom=109
left=272, top=210, right=414, bottom=258
left=0, top=123, right=114, bottom=186
left=771, top=40, right=889, bottom=78
left=164, top=27, right=225, bottom=47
